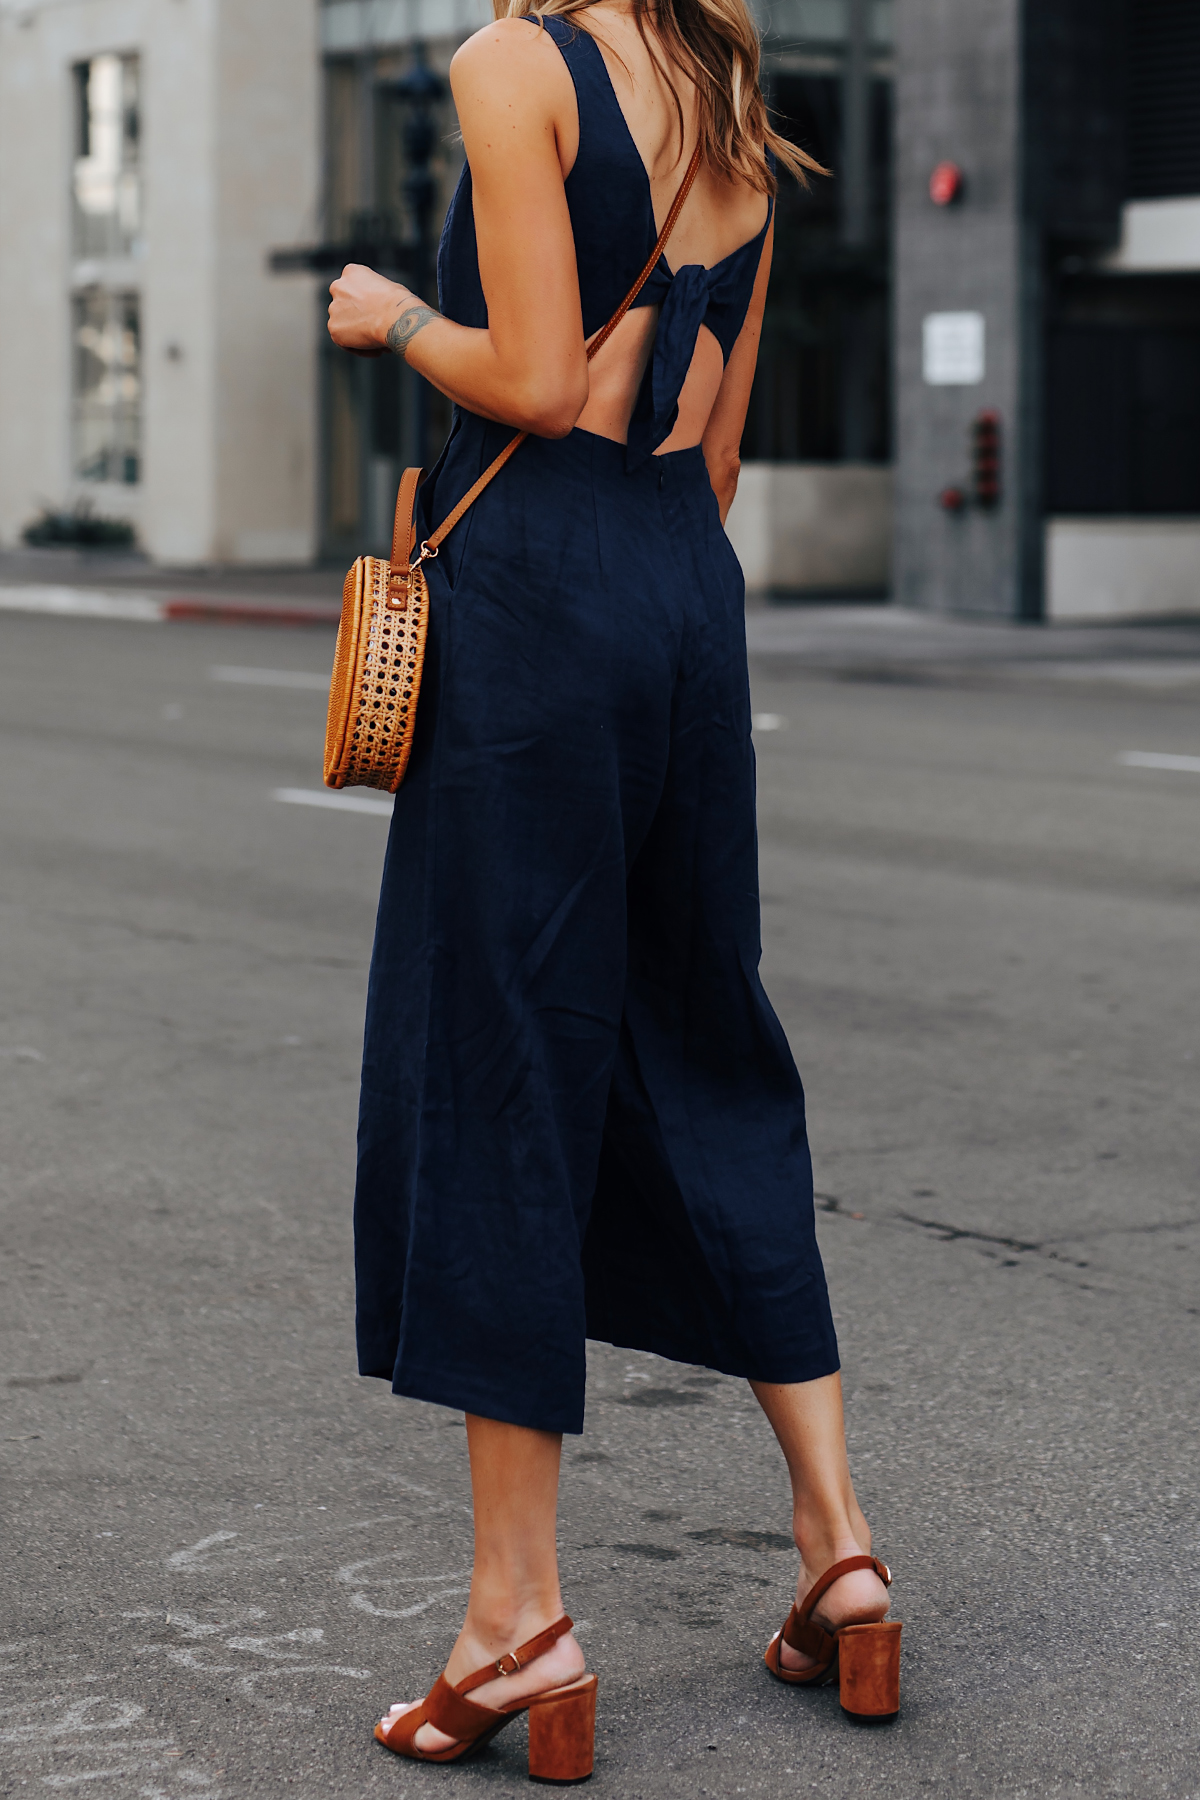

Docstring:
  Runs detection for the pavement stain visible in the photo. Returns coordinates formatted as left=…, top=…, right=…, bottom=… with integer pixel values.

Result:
left=687, top=1528, right=793, bottom=1553
left=618, top=1387, right=708, bottom=1408
left=817, top=1193, right=868, bottom=1220
left=7, top=1370, right=86, bottom=1388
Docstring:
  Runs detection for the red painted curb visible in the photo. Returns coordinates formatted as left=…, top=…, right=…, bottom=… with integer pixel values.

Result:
left=163, top=598, right=341, bottom=626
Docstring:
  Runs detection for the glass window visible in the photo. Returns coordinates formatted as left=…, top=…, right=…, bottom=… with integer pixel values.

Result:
left=743, top=71, right=892, bottom=463
left=72, top=289, right=141, bottom=484
left=1128, top=0, right=1200, bottom=200
left=751, top=0, right=893, bottom=50
left=73, top=54, right=141, bottom=260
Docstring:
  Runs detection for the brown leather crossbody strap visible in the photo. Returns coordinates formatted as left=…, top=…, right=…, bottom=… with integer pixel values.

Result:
left=387, top=144, right=703, bottom=601
left=390, top=464, right=425, bottom=575
left=583, top=141, right=702, bottom=364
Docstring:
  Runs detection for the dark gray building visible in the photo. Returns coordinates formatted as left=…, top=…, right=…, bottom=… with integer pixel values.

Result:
left=894, top=0, right=1200, bottom=619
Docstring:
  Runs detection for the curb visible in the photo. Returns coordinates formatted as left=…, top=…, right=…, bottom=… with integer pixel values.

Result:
left=164, top=598, right=341, bottom=627
left=0, top=584, right=341, bottom=627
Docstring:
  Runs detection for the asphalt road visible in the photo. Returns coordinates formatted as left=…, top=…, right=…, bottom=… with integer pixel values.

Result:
left=1, top=606, right=1198, bottom=1799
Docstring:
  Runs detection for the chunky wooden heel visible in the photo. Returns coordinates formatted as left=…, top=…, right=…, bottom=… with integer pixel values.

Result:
left=375, top=1615, right=595, bottom=1769
left=764, top=1555, right=899, bottom=1720
left=837, top=1621, right=901, bottom=1722
left=527, top=1673, right=598, bottom=1783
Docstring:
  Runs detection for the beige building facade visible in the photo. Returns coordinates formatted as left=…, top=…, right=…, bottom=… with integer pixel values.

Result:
left=0, top=0, right=320, bottom=564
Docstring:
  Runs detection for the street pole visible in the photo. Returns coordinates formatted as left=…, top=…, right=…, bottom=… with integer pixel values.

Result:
left=390, top=43, right=445, bottom=468
left=356, top=48, right=379, bottom=542
left=842, top=0, right=871, bottom=250
left=841, top=0, right=872, bottom=461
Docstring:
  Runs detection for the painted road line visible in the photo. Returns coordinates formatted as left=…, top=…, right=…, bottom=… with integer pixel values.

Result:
left=753, top=713, right=786, bottom=731
left=1118, top=751, right=1200, bottom=775
left=1033, top=661, right=1200, bottom=688
left=0, top=584, right=163, bottom=622
left=212, top=665, right=329, bottom=690
left=272, top=787, right=394, bottom=817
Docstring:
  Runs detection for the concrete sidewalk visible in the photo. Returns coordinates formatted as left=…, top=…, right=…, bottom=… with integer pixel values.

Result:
left=0, top=546, right=346, bottom=602
left=743, top=600, right=1200, bottom=688
left=0, top=548, right=345, bottom=626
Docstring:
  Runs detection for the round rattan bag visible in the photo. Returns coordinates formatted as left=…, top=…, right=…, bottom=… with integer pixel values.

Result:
left=323, top=467, right=429, bottom=793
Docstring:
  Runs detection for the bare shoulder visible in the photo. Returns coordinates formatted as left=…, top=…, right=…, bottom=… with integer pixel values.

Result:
left=450, top=15, right=571, bottom=107
left=713, top=165, right=772, bottom=238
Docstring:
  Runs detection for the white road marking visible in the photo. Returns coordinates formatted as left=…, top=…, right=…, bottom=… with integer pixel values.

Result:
left=42, top=1770, right=134, bottom=1788
left=753, top=713, right=785, bottom=732
left=1118, top=750, right=1200, bottom=775
left=1034, top=660, right=1200, bottom=688
left=164, top=1531, right=237, bottom=1574
left=0, top=585, right=163, bottom=623
left=210, top=665, right=328, bottom=690
left=0, top=1698, right=145, bottom=1744
left=337, top=1554, right=473, bottom=1620
left=273, top=787, right=393, bottom=817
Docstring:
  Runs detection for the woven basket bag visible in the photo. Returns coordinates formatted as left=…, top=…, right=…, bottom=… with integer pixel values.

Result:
left=323, top=146, right=701, bottom=793
left=323, top=468, right=433, bottom=793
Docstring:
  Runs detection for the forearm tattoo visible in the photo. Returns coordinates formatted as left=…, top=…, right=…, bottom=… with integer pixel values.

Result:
left=386, top=301, right=440, bottom=360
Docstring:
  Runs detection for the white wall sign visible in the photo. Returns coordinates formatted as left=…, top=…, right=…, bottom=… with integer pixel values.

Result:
left=922, top=311, right=985, bottom=385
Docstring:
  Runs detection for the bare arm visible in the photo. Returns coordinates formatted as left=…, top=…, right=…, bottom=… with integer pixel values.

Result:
left=701, top=219, right=773, bottom=523
left=326, top=21, right=588, bottom=439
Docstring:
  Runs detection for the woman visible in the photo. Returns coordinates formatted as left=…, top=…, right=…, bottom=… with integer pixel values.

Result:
left=327, top=0, right=898, bottom=1774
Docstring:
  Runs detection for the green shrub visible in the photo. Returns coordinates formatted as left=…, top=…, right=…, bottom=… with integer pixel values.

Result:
left=22, top=501, right=137, bottom=549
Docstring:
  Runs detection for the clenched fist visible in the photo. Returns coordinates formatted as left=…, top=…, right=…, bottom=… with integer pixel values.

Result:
left=328, top=264, right=412, bottom=357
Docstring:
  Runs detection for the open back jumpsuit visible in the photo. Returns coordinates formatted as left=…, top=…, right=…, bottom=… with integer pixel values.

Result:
left=354, top=17, right=839, bottom=1435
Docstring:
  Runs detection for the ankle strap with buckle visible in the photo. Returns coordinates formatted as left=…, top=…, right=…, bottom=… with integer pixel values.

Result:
left=457, top=1614, right=574, bottom=1696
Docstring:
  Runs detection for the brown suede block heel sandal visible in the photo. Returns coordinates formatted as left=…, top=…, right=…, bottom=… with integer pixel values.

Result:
left=764, top=1555, right=901, bottom=1722
left=375, top=1613, right=598, bottom=1782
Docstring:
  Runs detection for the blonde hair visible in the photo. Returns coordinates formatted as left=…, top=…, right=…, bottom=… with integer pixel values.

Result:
left=491, top=0, right=826, bottom=193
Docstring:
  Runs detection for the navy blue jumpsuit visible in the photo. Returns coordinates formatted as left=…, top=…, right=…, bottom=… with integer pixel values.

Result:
left=354, top=17, right=839, bottom=1435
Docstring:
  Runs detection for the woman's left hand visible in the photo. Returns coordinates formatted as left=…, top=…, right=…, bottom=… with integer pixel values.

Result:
left=328, top=265, right=412, bottom=357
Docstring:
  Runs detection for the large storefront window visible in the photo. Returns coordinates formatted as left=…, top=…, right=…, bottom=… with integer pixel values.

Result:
left=743, top=0, right=893, bottom=464
left=72, top=289, right=141, bottom=484
left=1044, top=2, right=1200, bottom=518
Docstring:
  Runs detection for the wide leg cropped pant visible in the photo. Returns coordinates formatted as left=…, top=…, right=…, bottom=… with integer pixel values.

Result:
left=354, top=416, right=838, bottom=1435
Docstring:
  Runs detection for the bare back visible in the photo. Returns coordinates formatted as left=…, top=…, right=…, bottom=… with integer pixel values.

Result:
left=330, top=2, right=774, bottom=517
left=533, top=2, right=772, bottom=451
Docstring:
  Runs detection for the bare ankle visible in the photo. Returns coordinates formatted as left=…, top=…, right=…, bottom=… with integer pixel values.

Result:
left=797, top=1537, right=865, bottom=1586
left=792, top=1509, right=862, bottom=1572
left=463, top=1592, right=564, bottom=1655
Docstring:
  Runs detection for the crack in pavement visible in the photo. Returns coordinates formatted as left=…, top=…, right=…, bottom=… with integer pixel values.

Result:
left=900, top=1208, right=1200, bottom=1253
